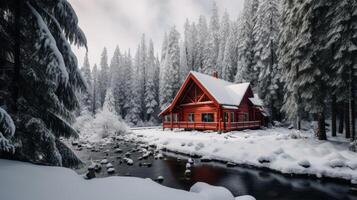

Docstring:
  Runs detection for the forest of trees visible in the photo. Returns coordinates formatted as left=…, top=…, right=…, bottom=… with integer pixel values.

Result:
left=0, top=0, right=356, bottom=167
left=83, top=0, right=356, bottom=142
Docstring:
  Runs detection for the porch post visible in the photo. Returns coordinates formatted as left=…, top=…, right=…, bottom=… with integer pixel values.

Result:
left=217, top=105, right=222, bottom=133
left=170, top=112, right=173, bottom=131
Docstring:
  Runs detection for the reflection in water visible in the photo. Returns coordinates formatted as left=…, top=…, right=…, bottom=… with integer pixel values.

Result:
left=161, top=153, right=356, bottom=200
left=74, top=141, right=357, bottom=200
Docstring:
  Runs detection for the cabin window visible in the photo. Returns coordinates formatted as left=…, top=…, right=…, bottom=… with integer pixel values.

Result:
left=224, top=112, right=229, bottom=122
left=202, top=113, right=214, bottom=122
left=164, top=115, right=171, bottom=122
left=173, top=113, right=178, bottom=122
left=243, top=113, right=249, bottom=121
left=188, top=113, right=195, bottom=122
left=230, top=112, right=235, bottom=122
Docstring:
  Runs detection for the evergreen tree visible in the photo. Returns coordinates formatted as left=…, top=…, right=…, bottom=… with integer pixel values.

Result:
left=0, top=0, right=87, bottom=166
left=125, top=47, right=142, bottom=125
left=159, top=26, right=181, bottom=109
left=98, top=47, right=109, bottom=107
left=195, top=15, right=209, bottom=72
left=179, top=40, right=190, bottom=81
left=145, top=40, right=159, bottom=122
left=235, top=0, right=259, bottom=85
left=325, top=0, right=357, bottom=141
left=217, top=11, right=231, bottom=76
left=254, top=0, right=282, bottom=121
left=122, top=50, right=133, bottom=118
left=78, top=52, right=92, bottom=114
left=91, top=64, right=100, bottom=116
left=110, top=46, right=124, bottom=116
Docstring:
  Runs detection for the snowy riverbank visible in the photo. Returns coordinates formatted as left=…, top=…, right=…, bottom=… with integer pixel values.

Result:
left=129, top=127, right=357, bottom=183
left=0, top=159, right=254, bottom=200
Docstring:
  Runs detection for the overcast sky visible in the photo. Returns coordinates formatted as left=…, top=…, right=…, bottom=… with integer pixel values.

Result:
left=70, top=0, right=244, bottom=68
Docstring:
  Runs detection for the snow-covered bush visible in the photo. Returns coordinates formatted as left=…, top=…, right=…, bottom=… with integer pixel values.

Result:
left=0, top=107, right=15, bottom=153
left=74, top=88, right=128, bottom=143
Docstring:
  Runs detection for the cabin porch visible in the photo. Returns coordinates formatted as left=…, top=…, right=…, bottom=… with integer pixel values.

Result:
left=162, top=121, right=262, bottom=131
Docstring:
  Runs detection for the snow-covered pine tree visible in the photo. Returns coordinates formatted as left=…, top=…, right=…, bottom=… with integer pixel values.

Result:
left=179, top=40, right=189, bottom=82
left=78, top=52, right=92, bottom=114
left=184, top=19, right=193, bottom=71
left=280, top=0, right=331, bottom=140
left=110, top=46, right=124, bottom=116
left=221, top=21, right=239, bottom=82
left=0, top=0, right=87, bottom=166
left=91, top=64, right=100, bottom=115
left=139, top=34, right=148, bottom=120
left=144, top=40, right=159, bottom=122
left=217, top=11, right=230, bottom=77
left=159, top=26, right=181, bottom=109
left=125, top=47, right=143, bottom=125
left=102, top=88, right=117, bottom=115
left=325, top=0, right=357, bottom=141
left=202, top=1, right=220, bottom=75
left=253, top=0, right=283, bottom=121
left=122, top=50, right=133, bottom=118
left=209, top=1, right=220, bottom=69
left=98, top=47, right=110, bottom=107
left=195, top=15, right=209, bottom=72
left=235, top=0, right=259, bottom=85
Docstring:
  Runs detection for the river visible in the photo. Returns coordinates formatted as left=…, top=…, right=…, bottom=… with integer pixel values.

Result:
left=71, top=137, right=357, bottom=200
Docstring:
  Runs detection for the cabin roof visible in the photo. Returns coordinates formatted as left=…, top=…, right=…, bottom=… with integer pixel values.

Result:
left=249, top=94, right=264, bottom=107
left=159, top=71, right=255, bottom=116
left=190, top=71, right=250, bottom=106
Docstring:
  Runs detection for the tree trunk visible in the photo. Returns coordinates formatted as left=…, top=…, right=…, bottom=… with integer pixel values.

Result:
left=345, top=103, right=351, bottom=138
left=349, top=64, right=355, bottom=141
left=331, top=95, right=337, bottom=137
left=338, top=104, right=344, bottom=134
left=12, top=0, right=22, bottom=113
left=317, top=112, right=327, bottom=140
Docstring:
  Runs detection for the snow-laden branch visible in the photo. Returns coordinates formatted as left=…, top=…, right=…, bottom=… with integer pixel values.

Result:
left=0, top=107, right=15, bottom=153
left=27, top=2, right=69, bottom=86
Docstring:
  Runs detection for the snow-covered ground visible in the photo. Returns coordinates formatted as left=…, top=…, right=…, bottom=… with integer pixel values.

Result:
left=129, top=127, right=357, bottom=183
left=0, top=159, right=254, bottom=200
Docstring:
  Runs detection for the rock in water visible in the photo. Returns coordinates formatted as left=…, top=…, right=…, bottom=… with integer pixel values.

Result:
left=186, top=163, right=191, bottom=169
left=298, top=160, right=311, bottom=168
left=106, top=162, right=113, bottom=168
left=188, top=158, right=194, bottom=164
left=100, top=159, right=108, bottom=164
left=200, top=156, right=212, bottom=162
left=226, top=162, right=237, bottom=167
left=155, top=153, right=164, bottom=159
left=125, top=152, right=131, bottom=158
left=107, top=167, right=115, bottom=174
left=114, top=148, right=122, bottom=153
left=156, top=176, right=164, bottom=183
left=185, top=169, right=191, bottom=176
left=85, top=170, right=95, bottom=179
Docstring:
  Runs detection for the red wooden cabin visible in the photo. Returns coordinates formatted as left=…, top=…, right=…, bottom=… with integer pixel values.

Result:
left=159, top=71, right=268, bottom=132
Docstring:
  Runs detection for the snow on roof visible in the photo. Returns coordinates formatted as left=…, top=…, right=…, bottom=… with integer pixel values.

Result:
left=249, top=94, right=264, bottom=107
left=190, top=71, right=250, bottom=106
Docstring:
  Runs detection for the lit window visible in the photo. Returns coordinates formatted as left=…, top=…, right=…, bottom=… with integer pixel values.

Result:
left=224, top=112, right=229, bottom=122
left=202, top=113, right=214, bottom=122
left=164, top=115, right=171, bottom=122
left=173, top=113, right=178, bottom=122
left=188, top=113, right=194, bottom=122
left=230, top=112, right=235, bottom=122
left=243, top=113, right=249, bottom=121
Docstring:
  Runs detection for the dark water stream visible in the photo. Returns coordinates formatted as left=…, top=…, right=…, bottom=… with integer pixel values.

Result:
left=71, top=138, right=357, bottom=200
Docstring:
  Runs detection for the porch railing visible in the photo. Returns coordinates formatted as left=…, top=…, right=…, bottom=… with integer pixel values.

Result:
left=163, top=121, right=261, bottom=131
